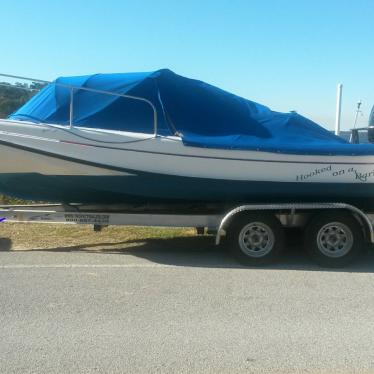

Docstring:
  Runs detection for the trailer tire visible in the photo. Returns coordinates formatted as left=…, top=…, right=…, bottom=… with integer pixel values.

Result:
left=304, top=211, right=363, bottom=268
left=227, top=213, right=284, bottom=266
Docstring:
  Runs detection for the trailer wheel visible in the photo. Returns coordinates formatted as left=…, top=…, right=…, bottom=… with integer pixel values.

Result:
left=227, top=213, right=284, bottom=266
left=304, top=212, right=363, bottom=268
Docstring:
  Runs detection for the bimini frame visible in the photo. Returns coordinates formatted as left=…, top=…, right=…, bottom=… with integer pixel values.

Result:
left=0, top=73, right=159, bottom=136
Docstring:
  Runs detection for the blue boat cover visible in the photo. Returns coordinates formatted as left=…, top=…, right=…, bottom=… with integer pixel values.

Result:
left=9, top=69, right=374, bottom=155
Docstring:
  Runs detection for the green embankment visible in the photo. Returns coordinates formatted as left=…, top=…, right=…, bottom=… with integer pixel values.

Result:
left=0, top=83, right=39, bottom=204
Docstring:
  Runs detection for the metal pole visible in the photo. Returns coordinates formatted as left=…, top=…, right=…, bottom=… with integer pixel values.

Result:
left=69, top=88, right=74, bottom=128
left=335, top=83, right=343, bottom=136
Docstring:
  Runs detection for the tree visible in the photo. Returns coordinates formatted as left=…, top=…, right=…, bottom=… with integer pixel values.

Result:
left=0, top=84, right=36, bottom=118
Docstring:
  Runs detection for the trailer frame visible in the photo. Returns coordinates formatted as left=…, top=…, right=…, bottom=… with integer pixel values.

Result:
left=1, top=202, right=373, bottom=244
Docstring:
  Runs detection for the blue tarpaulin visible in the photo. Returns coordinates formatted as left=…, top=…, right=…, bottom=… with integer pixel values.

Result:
left=9, top=69, right=374, bottom=155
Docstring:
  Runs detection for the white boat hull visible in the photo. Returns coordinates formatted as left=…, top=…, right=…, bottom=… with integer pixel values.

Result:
left=0, top=120, right=374, bottom=207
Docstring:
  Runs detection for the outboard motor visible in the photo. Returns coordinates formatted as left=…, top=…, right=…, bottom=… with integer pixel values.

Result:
left=350, top=105, right=374, bottom=144
left=368, top=126, right=374, bottom=143
left=368, top=106, right=374, bottom=143
left=350, top=129, right=359, bottom=144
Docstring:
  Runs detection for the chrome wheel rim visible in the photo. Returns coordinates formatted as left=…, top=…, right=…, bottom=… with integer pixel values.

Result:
left=238, top=222, right=275, bottom=258
left=316, top=222, right=353, bottom=258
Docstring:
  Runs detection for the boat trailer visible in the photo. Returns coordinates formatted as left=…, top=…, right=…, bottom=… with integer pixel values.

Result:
left=0, top=202, right=373, bottom=267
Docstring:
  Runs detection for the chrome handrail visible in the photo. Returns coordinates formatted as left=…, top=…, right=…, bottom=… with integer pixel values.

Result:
left=0, top=73, right=158, bottom=136
left=0, top=73, right=50, bottom=84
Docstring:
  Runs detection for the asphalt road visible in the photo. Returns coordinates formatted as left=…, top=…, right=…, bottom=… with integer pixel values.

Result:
left=1, top=237, right=374, bottom=373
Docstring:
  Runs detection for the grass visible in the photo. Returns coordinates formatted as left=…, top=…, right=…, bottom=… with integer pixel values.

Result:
left=0, top=196, right=200, bottom=252
left=0, top=223, right=196, bottom=251
left=0, top=195, right=30, bottom=205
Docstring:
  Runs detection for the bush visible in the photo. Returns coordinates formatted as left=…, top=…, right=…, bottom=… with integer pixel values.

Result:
left=0, top=83, right=42, bottom=204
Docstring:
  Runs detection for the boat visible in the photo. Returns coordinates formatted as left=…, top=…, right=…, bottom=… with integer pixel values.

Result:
left=1, top=69, right=374, bottom=210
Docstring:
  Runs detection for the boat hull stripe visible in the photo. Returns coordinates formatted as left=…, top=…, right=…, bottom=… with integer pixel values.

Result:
left=1, top=137, right=374, bottom=166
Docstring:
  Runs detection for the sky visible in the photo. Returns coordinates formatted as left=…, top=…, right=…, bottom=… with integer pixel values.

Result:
left=1, top=0, right=373, bottom=130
